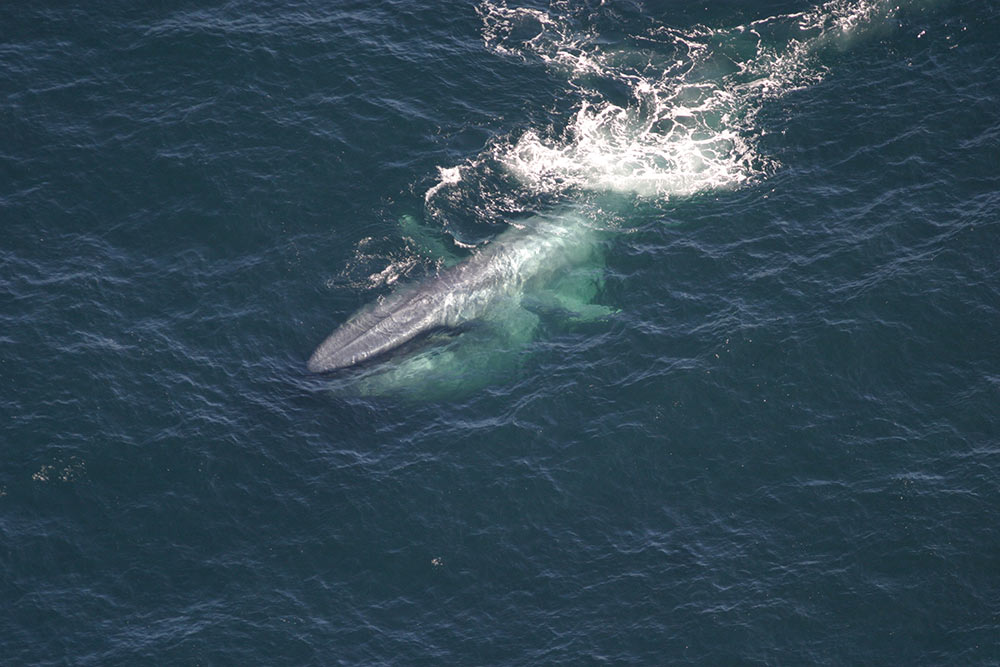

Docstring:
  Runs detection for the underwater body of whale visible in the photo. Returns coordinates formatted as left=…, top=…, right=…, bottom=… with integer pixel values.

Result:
left=308, top=211, right=608, bottom=375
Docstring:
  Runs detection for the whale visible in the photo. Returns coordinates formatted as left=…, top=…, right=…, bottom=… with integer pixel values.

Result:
left=308, top=210, right=609, bottom=378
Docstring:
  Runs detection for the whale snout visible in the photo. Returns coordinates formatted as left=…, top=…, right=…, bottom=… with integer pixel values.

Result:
left=306, top=338, right=353, bottom=373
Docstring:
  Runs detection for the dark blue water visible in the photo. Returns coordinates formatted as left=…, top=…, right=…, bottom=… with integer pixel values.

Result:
left=3, top=0, right=999, bottom=663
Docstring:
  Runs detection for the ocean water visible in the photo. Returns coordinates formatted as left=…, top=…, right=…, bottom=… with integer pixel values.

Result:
left=2, top=0, right=999, bottom=663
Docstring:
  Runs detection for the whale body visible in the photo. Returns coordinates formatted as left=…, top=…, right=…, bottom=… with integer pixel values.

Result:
left=308, top=212, right=605, bottom=376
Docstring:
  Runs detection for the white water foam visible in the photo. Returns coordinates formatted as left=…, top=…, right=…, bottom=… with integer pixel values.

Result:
left=422, top=0, right=904, bottom=207
left=424, top=166, right=464, bottom=204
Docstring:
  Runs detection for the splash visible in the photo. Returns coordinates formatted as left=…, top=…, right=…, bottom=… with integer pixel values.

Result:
left=419, top=0, right=905, bottom=204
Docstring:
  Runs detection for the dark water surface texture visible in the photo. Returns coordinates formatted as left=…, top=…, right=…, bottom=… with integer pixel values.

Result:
left=3, top=0, right=999, bottom=663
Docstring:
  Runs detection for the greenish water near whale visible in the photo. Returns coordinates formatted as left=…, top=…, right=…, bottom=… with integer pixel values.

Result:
left=3, top=0, right=999, bottom=663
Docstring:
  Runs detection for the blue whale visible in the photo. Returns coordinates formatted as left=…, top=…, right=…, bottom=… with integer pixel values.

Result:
left=308, top=211, right=609, bottom=378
